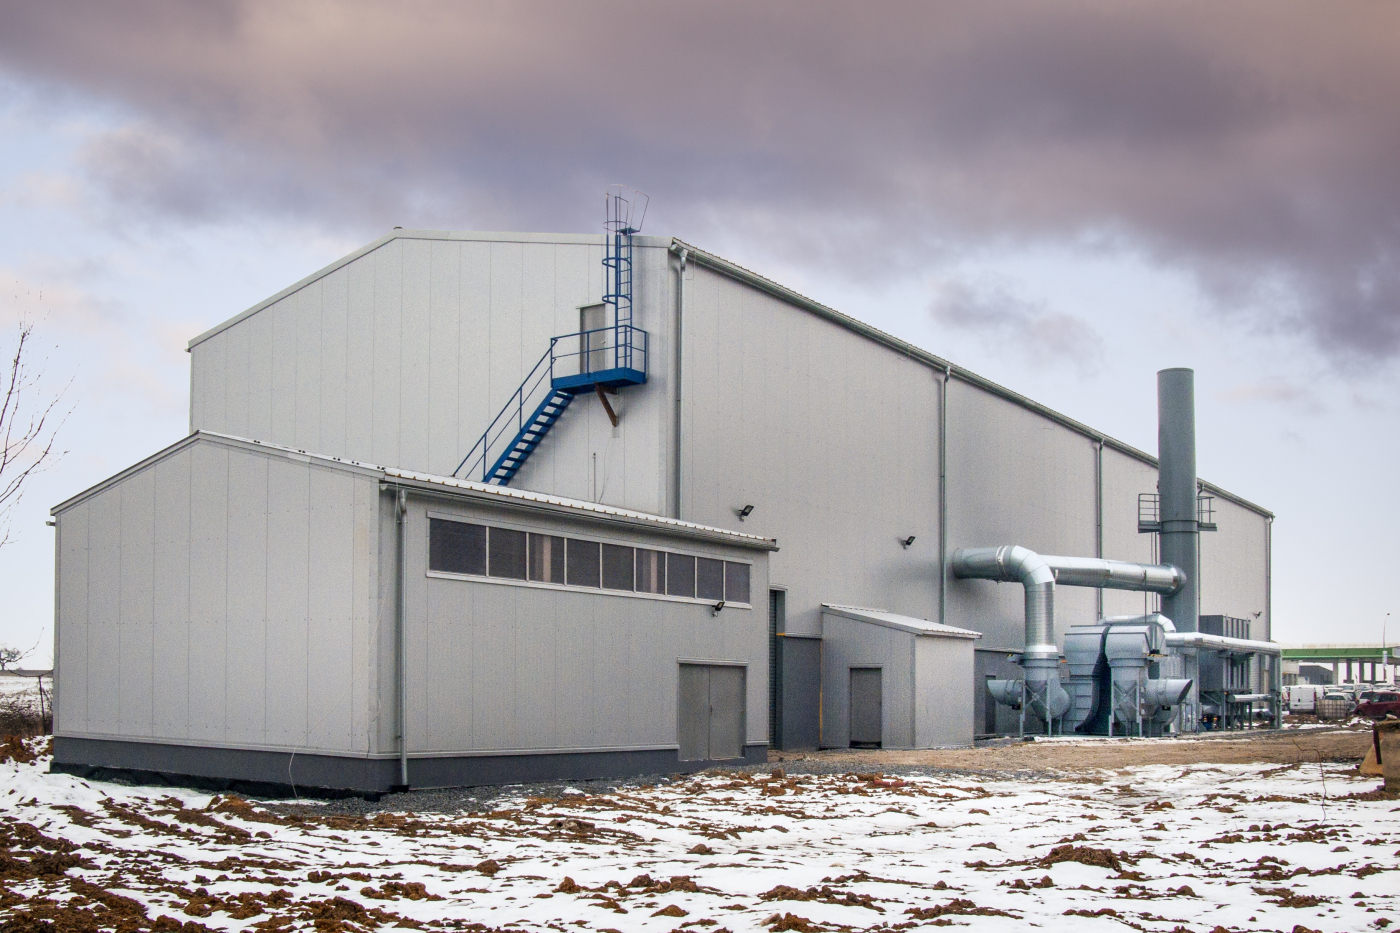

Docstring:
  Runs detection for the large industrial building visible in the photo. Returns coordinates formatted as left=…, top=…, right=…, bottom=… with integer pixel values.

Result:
left=50, top=214, right=1278, bottom=793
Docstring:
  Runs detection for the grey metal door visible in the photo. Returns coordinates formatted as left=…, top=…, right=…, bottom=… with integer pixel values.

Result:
left=678, top=664, right=710, bottom=760
left=849, top=667, right=883, bottom=748
left=678, top=664, right=746, bottom=761
left=707, top=666, right=745, bottom=760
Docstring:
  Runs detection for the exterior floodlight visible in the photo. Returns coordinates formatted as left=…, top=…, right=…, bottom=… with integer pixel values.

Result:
left=736, top=504, right=754, bottom=521
left=902, top=536, right=916, bottom=549
left=712, top=600, right=726, bottom=616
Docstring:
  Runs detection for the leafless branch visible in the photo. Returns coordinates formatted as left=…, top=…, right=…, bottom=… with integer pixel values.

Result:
left=0, top=318, right=70, bottom=549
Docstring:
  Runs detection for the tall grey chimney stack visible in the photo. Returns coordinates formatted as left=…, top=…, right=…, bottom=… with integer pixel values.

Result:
left=1157, top=368, right=1199, bottom=633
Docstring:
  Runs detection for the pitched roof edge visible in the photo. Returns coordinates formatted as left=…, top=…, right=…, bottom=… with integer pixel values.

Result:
left=185, top=230, right=673, bottom=351
left=671, top=238, right=1274, bottom=521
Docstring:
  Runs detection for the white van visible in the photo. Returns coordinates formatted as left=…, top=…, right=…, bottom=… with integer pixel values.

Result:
left=1284, top=684, right=1327, bottom=712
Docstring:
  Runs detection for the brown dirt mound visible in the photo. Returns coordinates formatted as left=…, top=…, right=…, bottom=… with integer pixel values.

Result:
left=1038, top=845, right=1125, bottom=872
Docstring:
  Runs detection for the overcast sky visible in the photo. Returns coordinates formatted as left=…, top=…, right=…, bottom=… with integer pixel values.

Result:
left=1, top=1, right=1397, bottom=662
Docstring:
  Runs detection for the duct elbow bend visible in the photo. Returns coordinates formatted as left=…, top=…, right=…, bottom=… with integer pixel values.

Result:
left=951, top=545, right=1054, bottom=587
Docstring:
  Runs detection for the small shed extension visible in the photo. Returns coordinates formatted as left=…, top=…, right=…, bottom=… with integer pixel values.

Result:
left=50, top=431, right=776, bottom=794
left=820, top=605, right=980, bottom=750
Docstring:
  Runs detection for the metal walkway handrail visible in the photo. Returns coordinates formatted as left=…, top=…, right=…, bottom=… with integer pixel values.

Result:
left=454, top=343, right=555, bottom=481
left=453, top=325, right=649, bottom=484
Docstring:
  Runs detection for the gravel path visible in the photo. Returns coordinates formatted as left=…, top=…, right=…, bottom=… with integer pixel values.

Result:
left=267, top=723, right=1374, bottom=818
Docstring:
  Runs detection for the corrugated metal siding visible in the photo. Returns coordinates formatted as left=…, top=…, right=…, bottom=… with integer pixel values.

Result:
left=679, top=265, right=939, bottom=640
left=945, top=379, right=1099, bottom=649
left=190, top=235, right=672, bottom=517
left=394, top=497, right=769, bottom=755
left=913, top=635, right=975, bottom=748
left=819, top=616, right=915, bottom=749
left=1199, top=496, right=1269, bottom=638
left=1100, top=447, right=1162, bottom=619
left=53, top=440, right=379, bottom=755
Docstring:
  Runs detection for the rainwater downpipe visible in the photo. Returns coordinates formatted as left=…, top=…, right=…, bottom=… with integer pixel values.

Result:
left=938, top=365, right=950, bottom=626
left=395, top=487, right=409, bottom=789
left=1095, top=438, right=1104, bottom=619
left=673, top=247, right=688, bottom=520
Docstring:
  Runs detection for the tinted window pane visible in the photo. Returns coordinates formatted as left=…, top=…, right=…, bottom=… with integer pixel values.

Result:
left=666, top=553, right=696, bottom=598
left=601, top=543, right=635, bottom=591
left=696, top=557, right=725, bottom=601
left=725, top=562, right=751, bottom=603
left=429, top=519, right=486, bottom=575
left=567, top=539, right=600, bottom=587
left=529, top=533, right=565, bottom=583
left=488, top=527, right=527, bottom=580
left=636, top=548, right=664, bottom=594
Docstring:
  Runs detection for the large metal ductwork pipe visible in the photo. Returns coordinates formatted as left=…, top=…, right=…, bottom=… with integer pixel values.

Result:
left=952, top=546, right=1185, bottom=731
left=1158, top=368, right=1199, bottom=634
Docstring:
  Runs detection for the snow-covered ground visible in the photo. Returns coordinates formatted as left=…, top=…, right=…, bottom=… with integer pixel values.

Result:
left=0, top=742, right=1395, bottom=932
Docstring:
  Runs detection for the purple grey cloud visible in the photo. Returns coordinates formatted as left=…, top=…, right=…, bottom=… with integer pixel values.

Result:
left=1, top=1, right=1398, bottom=361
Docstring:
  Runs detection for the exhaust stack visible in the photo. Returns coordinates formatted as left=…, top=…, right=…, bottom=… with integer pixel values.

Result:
left=1157, top=368, right=1199, bottom=633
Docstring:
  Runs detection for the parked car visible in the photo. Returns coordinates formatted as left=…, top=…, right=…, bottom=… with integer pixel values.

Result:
left=1355, top=691, right=1400, bottom=718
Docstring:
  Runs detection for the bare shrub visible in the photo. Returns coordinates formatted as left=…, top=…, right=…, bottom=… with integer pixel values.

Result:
left=0, top=688, right=51, bottom=736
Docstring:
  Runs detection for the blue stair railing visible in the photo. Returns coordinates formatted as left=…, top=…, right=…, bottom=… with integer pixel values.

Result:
left=454, top=325, right=647, bottom=485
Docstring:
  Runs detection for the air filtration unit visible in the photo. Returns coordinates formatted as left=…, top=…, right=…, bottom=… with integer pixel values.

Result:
left=951, top=546, right=1186, bottom=735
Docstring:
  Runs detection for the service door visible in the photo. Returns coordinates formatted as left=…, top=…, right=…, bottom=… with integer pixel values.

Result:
left=849, top=667, right=883, bottom=748
left=678, top=664, right=746, bottom=761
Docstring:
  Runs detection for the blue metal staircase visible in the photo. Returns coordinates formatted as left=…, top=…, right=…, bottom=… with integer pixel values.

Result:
left=453, top=325, right=648, bottom=485
left=455, top=188, right=650, bottom=486
left=484, top=388, right=575, bottom=485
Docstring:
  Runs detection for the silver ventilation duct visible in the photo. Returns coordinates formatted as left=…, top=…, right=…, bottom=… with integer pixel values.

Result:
left=950, top=546, right=1184, bottom=659
left=952, top=546, right=1185, bottom=731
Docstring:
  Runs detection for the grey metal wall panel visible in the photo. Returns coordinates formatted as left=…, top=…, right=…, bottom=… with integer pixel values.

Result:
left=778, top=637, right=821, bottom=750
left=319, top=268, right=349, bottom=460
left=246, top=308, right=275, bottom=444
left=270, top=298, right=298, bottom=448
left=678, top=265, right=939, bottom=644
left=1100, top=447, right=1162, bottom=619
left=55, top=501, right=90, bottom=735
left=85, top=479, right=122, bottom=737
left=945, top=379, right=1098, bottom=650
left=294, top=280, right=323, bottom=453
left=307, top=466, right=359, bottom=752
left=708, top=665, right=745, bottom=759
left=820, top=616, right=914, bottom=749
left=224, top=450, right=268, bottom=743
left=677, top=663, right=708, bottom=760
left=399, top=240, right=432, bottom=471
left=54, top=436, right=378, bottom=757
left=117, top=466, right=156, bottom=738
left=848, top=667, right=883, bottom=746
left=913, top=635, right=975, bottom=748
left=401, top=495, right=769, bottom=757
left=372, top=238, right=404, bottom=467
left=151, top=454, right=192, bottom=737
left=426, top=239, right=461, bottom=481
left=263, top=457, right=311, bottom=747
left=345, top=255, right=376, bottom=460
left=1199, top=497, right=1269, bottom=636
left=191, top=234, right=671, bottom=517
left=187, top=442, right=229, bottom=742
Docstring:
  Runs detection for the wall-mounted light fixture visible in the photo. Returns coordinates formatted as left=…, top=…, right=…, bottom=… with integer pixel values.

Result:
left=712, top=600, right=726, bottom=616
left=901, top=535, right=916, bottom=549
left=736, top=505, right=755, bottom=521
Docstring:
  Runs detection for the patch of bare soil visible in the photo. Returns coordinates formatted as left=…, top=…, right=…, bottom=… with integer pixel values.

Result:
left=770, top=725, right=1371, bottom=773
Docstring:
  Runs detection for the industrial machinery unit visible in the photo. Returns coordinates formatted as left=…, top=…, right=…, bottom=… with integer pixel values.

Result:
left=953, top=370, right=1282, bottom=736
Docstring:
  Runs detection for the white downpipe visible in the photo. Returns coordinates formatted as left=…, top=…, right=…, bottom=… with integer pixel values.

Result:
left=395, top=487, right=409, bottom=789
